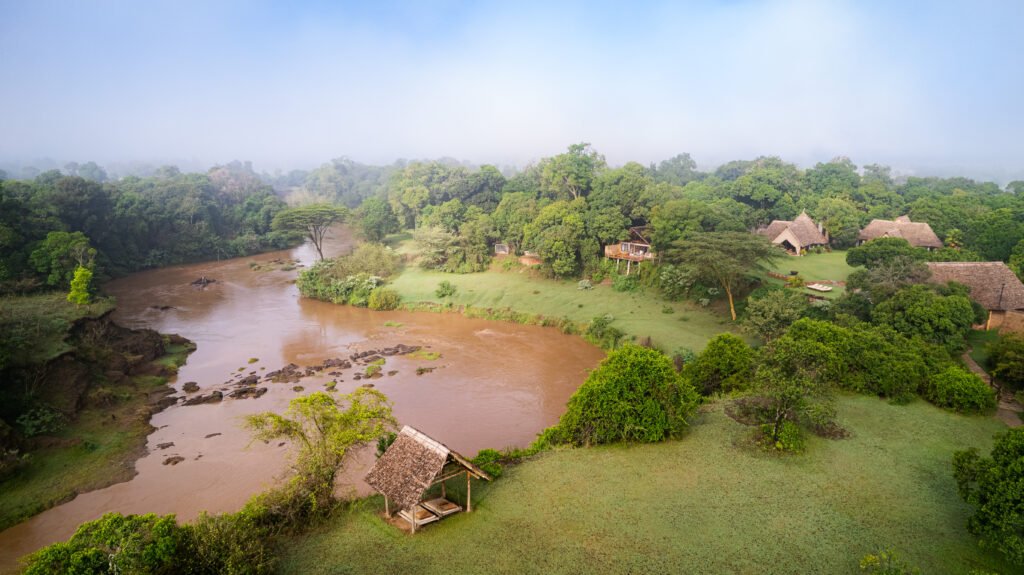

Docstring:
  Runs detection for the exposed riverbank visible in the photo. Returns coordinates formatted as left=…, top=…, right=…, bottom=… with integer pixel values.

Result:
left=0, top=294, right=195, bottom=532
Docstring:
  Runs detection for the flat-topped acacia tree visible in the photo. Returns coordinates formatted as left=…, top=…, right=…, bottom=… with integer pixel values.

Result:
left=272, top=204, right=349, bottom=260
left=665, top=231, right=783, bottom=321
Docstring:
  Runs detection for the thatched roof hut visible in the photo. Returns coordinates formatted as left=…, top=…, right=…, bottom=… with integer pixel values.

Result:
left=927, top=262, right=1024, bottom=311
left=858, top=216, right=942, bottom=249
left=364, top=426, right=491, bottom=531
left=927, top=261, right=1024, bottom=331
left=756, top=211, right=828, bottom=254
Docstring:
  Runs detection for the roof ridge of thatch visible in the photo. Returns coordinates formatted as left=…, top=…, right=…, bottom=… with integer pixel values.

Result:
left=364, top=426, right=491, bottom=511
left=858, top=217, right=942, bottom=248
left=926, top=261, right=1024, bottom=311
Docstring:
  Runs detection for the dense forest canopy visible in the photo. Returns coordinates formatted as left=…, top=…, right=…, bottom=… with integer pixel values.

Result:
left=0, top=162, right=298, bottom=292
left=4, top=145, right=1024, bottom=294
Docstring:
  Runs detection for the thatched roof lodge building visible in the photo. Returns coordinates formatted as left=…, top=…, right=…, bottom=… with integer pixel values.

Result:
left=756, top=211, right=828, bottom=255
left=365, top=426, right=491, bottom=533
left=927, top=262, right=1024, bottom=331
left=858, top=216, right=942, bottom=249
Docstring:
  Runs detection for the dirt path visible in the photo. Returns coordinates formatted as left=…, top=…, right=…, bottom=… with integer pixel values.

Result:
left=962, top=350, right=1022, bottom=428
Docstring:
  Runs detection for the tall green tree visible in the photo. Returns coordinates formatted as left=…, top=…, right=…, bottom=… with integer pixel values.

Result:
left=271, top=204, right=348, bottom=260
left=665, top=231, right=782, bottom=320
left=743, top=289, right=808, bottom=342
left=29, top=231, right=96, bottom=287
left=539, top=143, right=606, bottom=200
left=356, top=197, right=398, bottom=242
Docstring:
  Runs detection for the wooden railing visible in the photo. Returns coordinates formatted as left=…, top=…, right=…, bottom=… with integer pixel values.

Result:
left=604, top=244, right=655, bottom=262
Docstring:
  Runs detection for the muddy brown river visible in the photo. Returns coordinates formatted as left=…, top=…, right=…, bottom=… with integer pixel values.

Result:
left=0, top=228, right=603, bottom=569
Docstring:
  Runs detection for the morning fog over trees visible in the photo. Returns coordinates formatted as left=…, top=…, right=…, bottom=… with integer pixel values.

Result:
left=2, top=1, right=1023, bottom=574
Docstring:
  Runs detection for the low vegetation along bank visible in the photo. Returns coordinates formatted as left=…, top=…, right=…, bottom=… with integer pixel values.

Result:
left=0, top=293, right=194, bottom=531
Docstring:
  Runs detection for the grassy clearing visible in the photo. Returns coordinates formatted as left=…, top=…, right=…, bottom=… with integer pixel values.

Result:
left=764, top=251, right=858, bottom=300
left=277, top=395, right=1015, bottom=575
left=387, top=260, right=741, bottom=353
left=0, top=293, right=116, bottom=366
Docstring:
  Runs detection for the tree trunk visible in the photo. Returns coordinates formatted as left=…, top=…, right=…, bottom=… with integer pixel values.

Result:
left=725, top=284, right=736, bottom=321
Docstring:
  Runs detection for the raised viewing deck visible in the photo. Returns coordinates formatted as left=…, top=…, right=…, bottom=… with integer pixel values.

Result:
left=604, top=243, right=656, bottom=262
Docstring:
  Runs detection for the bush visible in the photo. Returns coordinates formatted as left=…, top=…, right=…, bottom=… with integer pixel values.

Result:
left=859, top=548, right=920, bottom=574
left=612, top=274, right=638, bottom=292
left=537, top=345, right=700, bottom=446
left=435, top=280, right=457, bottom=298
left=989, top=333, right=1024, bottom=390
left=24, top=512, right=184, bottom=575
left=471, top=448, right=504, bottom=478
left=329, top=243, right=400, bottom=279
left=584, top=314, right=626, bottom=350
left=296, top=265, right=383, bottom=306
left=953, top=428, right=1024, bottom=566
left=367, top=287, right=401, bottom=311
left=758, top=420, right=805, bottom=453
left=67, top=265, right=93, bottom=305
left=16, top=406, right=66, bottom=437
left=184, top=510, right=275, bottom=574
left=924, top=366, right=997, bottom=413
left=684, top=333, right=755, bottom=395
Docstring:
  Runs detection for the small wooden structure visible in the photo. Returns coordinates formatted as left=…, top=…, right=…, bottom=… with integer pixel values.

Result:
left=604, top=226, right=656, bottom=275
left=494, top=243, right=511, bottom=255
left=364, top=426, right=492, bottom=533
left=806, top=283, right=833, bottom=292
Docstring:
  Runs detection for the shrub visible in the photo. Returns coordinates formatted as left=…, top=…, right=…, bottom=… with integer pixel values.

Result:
left=24, top=512, right=184, bottom=575
left=183, top=510, right=275, bottom=574
left=435, top=280, right=457, bottom=298
left=924, top=367, right=997, bottom=413
left=376, top=432, right=397, bottom=456
left=989, top=333, right=1024, bottom=390
left=367, top=287, right=401, bottom=311
left=684, top=333, right=755, bottom=395
left=471, top=448, right=504, bottom=478
left=16, top=406, right=66, bottom=437
left=329, top=243, right=400, bottom=279
left=67, top=265, right=93, bottom=305
left=859, top=548, right=920, bottom=574
left=953, top=428, right=1024, bottom=566
left=785, top=274, right=805, bottom=288
left=612, top=274, right=638, bottom=292
left=758, top=420, right=805, bottom=453
left=584, top=314, right=625, bottom=350
left=538, top=345, right=700, bottom=446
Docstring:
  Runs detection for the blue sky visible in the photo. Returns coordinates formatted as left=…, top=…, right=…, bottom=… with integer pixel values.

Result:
left=0, top=1, right=1021, bottom=179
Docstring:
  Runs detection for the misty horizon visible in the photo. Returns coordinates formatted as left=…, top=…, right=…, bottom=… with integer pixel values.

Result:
left=1, top=1, right=1022, bottom=183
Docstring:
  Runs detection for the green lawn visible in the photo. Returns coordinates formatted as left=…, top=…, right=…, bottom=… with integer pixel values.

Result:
left=765, top=251, right=859, bottom=300
left=387, top=263, right=742, bottom=353
left=277, top=395, right=1017, bottom=575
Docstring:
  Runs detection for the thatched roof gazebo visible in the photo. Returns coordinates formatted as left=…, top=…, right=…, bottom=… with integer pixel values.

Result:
left=365, top=426, right=491, bottom=533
